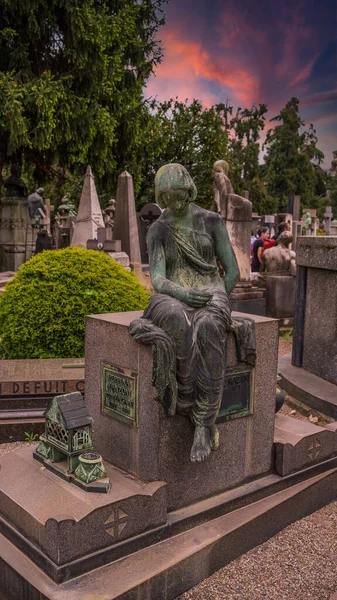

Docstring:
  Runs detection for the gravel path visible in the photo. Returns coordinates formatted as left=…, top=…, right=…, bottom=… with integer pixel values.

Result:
left=178, top=500, right=337, bottom=600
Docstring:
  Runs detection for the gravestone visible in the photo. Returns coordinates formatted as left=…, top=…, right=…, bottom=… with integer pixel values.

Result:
left=292, top=236, right=337, bottom=386
left=0, top=167, right=34, bottom=271
left=113, top=171, right=141, bottom=265
left=85, top=310, right=278, bottom=510
left=213, top=162, right=265, bottom=315
left=258, top=231, right=296, bottom=324
left=324, top=206, right=333, bottom=235
left=86, top=227, right=130, bottom=270
left=71, top=166, right=104, bottom=247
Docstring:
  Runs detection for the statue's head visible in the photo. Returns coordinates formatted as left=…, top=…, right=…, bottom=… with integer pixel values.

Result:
left=278, top=231, right=293, bottom=246
left=213, top=160, right=229, bottom=175
left=155, top=164, right=197, bottom=216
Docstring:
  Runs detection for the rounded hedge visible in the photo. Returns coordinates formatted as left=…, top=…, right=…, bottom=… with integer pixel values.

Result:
left=0, top=247, right=151, bottom=359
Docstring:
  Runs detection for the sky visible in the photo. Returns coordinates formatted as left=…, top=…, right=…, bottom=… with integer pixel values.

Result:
left=146, top=0, right=337, bottom=167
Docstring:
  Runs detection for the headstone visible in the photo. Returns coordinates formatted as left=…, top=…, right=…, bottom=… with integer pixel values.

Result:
left=85, top=309, right=278, bottom=510
left=71, top=166, right=104, bottom=248
left=86, top=227, right=130, bottom=269
left=288, top=195, right=301, bottom=221
left=292, top=236, right=337, bottom=386
left=258, top=231, right=296, bottom=323
left=0, top=167, right=34, bottom=270
left=113, top=171, right=141, bottom=264
left=324, top=206, right=333, bottom=235
left=213, top=161, right=265, bottom=314
left=54, top=198, right=77, bottom=249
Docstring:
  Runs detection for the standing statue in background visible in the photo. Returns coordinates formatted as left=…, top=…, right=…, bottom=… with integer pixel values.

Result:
left=259, top=231, right=296, bottom=277
left=212, top=160, right=234, bottom=219
left=103, top=198, right=116, bottom=230
left=130, top=164, right=256, bottom=463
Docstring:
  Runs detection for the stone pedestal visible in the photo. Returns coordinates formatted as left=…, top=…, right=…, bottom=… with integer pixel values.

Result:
left=263, top=275, right=295, bottom=319
left=292, top=236, right=337, bottom=386
left=85, top=311, right=279, bottom=510
left=0, top=196, right=34, bottom=271
left=225, top=193, right=265, bottom=315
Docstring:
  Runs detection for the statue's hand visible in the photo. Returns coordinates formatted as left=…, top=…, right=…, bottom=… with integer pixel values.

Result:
left=182, top=288, right=213, bottom=308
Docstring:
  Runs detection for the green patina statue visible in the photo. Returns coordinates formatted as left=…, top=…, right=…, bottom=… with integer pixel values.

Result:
left=130, top=164, right=255, bottom=463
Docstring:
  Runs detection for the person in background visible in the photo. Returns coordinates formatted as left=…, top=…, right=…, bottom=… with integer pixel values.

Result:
left=251, top=227, right=270, bottom=272
left=272, top=221, right=290, bottom=242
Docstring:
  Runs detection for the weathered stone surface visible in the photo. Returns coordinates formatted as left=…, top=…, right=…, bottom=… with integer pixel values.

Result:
left=0, top=446, right=167, bottom=567
left=264, top=275, right=295, bottom=318
left=274, top=413, right=337, bottom=476
left=85, top=310, right=278, bottom=510
left=71, top=166, right=104, bottom=248
left=296, top=236, right=337, bottom=270
left=302, top=267, right=337, bottom=385
left=2, top=464, right=337, bottom=599
left=0, top=358, right=85, bottom=442
left=0, top=197, right=35, bottom=271
left=113, top=171, right=141, bottom=264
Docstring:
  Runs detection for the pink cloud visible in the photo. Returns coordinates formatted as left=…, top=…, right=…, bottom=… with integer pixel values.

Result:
left=148, top=26, right=259, bottom=105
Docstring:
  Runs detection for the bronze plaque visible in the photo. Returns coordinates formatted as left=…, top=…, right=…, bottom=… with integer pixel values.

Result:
left=101, top=363, right=138, bottom=426
left=216, top=366, right=254, bottom=423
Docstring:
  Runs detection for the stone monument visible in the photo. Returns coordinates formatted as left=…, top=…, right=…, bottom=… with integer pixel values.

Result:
left=258, top=231, right=296, bottom=323
left=54, top=197, right=77, bottom=248
left=212, top=160, right=265, bottom=315
left=3, top=196, right=337, bottom=599
left=71, top=165, right=105, bottom=247
left=0, top=165, right=34, bottom=271
left=113, top=170, right=141, bottom=266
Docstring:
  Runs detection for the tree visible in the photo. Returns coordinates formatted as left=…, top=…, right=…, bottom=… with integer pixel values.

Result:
left=0, top=0, right=167, bottom=194
left=219, top=102, right=270, bottom=214
left=136, top=99, right=229, bottom=209
left=263, top=97, right=324, bottom=212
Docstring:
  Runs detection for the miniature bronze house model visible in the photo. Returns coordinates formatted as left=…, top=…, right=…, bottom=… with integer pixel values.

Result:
left=37, top=392, right=93, bottom=472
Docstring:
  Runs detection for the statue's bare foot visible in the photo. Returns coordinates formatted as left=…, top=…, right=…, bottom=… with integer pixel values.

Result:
left=210, top=424, right=219, bottom=451
left=190, top=426, right=211, bottom=462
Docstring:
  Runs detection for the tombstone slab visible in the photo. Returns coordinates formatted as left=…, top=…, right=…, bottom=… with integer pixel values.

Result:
left=274, top=413, right=337, bottom=476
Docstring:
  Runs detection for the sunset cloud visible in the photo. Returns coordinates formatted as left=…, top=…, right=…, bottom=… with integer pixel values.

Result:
left=147, top=0, right=337, bottom=166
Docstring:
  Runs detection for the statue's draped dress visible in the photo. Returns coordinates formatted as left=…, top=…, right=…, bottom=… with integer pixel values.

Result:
left=132, top=213, right=232, bottom=429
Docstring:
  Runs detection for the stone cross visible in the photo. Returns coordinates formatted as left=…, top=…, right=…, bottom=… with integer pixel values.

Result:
left=324, top=206, right=333, bottom=235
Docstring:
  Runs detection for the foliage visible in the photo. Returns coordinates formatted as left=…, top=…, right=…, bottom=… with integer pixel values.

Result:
left=136, top=98, right=229, bottom=209
left=219, top=102, right=270, bottom=214
left=0, top=0, right=167, bottom=194
left=0, top=247, right=150, bottom=358
left=263, top=97, right=325, bottom=213
left=24, top=432, right=39, bottom=442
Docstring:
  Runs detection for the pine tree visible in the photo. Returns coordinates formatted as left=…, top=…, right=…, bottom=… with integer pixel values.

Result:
left=0, top=0, right=167, bottom=193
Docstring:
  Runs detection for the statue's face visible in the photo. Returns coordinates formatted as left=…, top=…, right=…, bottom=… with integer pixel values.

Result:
left=161, top=189, right=190, bottom=216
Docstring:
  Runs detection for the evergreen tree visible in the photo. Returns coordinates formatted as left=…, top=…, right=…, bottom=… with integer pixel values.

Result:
left=0, top=0, right=167, bottom=194
left=263, top=97, right=324, bottom=212
left=220, top=102, right=270, bottom=214
left=137, top=98, right=229, bottom=209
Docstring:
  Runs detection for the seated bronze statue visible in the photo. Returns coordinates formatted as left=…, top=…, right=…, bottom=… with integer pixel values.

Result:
left=130, top=164, right=255, bottom=463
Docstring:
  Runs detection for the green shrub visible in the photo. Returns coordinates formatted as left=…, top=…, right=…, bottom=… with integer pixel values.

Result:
left=0, top=247, right=151, bottom=359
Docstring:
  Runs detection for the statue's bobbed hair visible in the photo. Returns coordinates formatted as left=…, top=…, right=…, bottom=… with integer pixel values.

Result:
left=155, top=164, right=197, bottom=208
